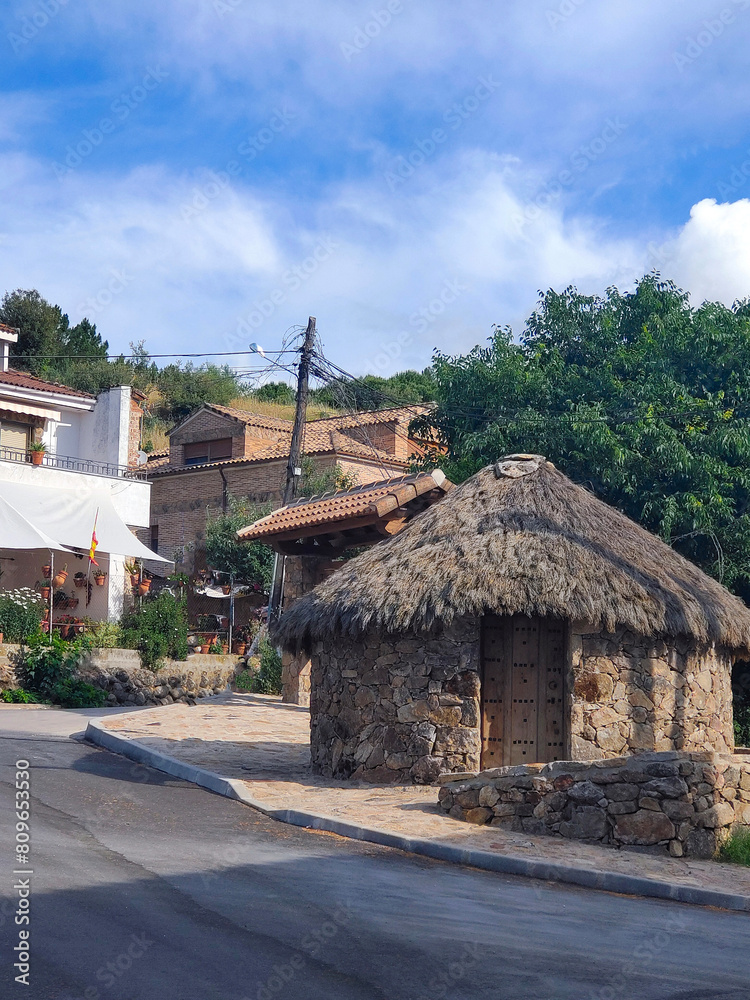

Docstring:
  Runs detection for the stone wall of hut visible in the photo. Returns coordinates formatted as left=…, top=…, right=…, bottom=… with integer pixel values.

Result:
left=309, top=617, right=482, bottom=783
left=568, top=625, right=734, bottom=759
left=281, top=555, right=342, bottom=706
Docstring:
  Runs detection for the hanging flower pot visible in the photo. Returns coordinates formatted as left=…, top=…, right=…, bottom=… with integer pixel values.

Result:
left=67, top=597, right=79, bottom=610
left=41, top=564, right=51, bottom=579
left=74, top=573, right=87, bottom=589
left=137, top=579, right=151, bottom=596
left=40, top=587, right=51, bottom=601
left=94, top=572, right=107, bottom=587
left=52, top=566, right=68, bottom=589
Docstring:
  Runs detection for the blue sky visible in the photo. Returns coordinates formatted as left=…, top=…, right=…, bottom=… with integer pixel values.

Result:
left=1, top=0, right=750, bottom=379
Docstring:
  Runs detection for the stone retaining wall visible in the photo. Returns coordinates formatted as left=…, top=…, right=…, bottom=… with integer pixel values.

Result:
left=0, top=644, right=238, bottom=706
left=310, top=617, right=481, bottom=783
left=438, top=751, right=750, bottom=857
left=79, top=649, right=240, bottom=705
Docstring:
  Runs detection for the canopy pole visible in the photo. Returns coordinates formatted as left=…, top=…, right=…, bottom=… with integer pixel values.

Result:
left=48, top=549, right=54, bottom=645
left=229, top=572, right=234, bottom=652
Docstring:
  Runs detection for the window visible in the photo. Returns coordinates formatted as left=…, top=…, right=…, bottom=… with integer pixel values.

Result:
left=0, top=420, right=31, bottom=453
left=150, top=524, right=159, bottom=554
left=183, top=438, right=233, bottom=466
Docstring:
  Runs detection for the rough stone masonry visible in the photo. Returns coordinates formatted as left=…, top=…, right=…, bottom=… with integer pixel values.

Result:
left=438, top=751, right=750, bottom=857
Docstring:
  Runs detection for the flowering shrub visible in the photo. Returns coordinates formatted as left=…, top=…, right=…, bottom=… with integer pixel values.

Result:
left=0, top=588, right=45, bottom=642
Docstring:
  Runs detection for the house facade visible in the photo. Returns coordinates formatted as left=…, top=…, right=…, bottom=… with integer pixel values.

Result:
left=146, top=402, right=430, bottom=569
left=0, top=323, right=152, bottom=621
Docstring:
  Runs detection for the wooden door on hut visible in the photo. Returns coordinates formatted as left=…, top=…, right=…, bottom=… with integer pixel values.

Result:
left=480, top=614, right=566, bottom=768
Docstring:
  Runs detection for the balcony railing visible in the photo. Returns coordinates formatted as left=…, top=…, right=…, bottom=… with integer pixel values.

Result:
left=0, top=444, right=148, bottom=480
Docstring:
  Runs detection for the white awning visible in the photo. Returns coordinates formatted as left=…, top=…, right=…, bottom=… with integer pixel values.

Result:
left=0, top=495, right=70, bottom=551
left=0, top=399, right=61, bottom=422
left=0, top=481, right=171, bottom=563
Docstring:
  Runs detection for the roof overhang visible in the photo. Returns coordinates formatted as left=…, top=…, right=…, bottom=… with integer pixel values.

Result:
left=238, top=470, right=453, bottom=555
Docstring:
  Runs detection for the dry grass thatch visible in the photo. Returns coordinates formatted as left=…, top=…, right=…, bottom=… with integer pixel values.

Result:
left=273, top=454, right=750, bottom=653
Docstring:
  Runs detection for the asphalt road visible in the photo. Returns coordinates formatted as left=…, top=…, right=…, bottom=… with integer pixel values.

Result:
left=1, top=707, right=749, bottom=1000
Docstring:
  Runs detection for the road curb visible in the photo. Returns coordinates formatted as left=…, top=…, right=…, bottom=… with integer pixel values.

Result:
left=84, top=718, right=750, bottom=914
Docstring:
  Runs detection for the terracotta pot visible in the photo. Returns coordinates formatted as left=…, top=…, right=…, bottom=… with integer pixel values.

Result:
left=202, top=633, right=217, bottom=648
left=0, top=632, right=3, bottom=644
left=42, top=564, right=51, bottom=578
left=232, top=642, right=246, bottom=655
left=74, top=576, right=87, bottom=589
left=94, top=575, right=106, bottom=586
left=129, top=574, right=140, bottom=588
left=137, top=580, right=151, bottom=596
left=222, top=585, right=231, bottom=595
left=53, top=570, right=68, bottom=589
left=221, top=643, right=229, bottom=655
left=67, top=598, right=79, bottom=609
left=30, top=451, right=44, bottom=466
left=40, top=587, right=51, bottom=601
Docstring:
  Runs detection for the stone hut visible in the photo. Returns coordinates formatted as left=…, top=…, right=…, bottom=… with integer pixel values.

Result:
left=273, top=455, right=750, bottom=784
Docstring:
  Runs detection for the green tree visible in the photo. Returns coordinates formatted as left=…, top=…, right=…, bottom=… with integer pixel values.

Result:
left=205, top=496, right=274, bottom=590
left=417, top=275, right=750, bottom=598
left=0, top=289, right=65, bottom=373
left=155, top=362, right=243, bottom=421
left=298, top=456, right=359, bottom=497
left=313, top=368, right=437, bottom=410
left=254, top=381, right=295, bottom=405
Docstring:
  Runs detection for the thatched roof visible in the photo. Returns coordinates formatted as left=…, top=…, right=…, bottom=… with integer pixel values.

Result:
left=272, top=454, right=750, bottom=653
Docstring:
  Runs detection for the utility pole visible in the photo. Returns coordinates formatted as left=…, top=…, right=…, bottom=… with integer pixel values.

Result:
left=283, top=316, right=316, bottom=504
left=269, top=316, right=316, bottom=621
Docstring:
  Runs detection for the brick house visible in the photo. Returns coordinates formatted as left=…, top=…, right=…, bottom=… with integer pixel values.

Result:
left=145, top=402, right=430, bottom=569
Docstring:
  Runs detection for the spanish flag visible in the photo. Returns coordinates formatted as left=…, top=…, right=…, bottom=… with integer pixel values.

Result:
left=89, top=509, right=99, bottom=567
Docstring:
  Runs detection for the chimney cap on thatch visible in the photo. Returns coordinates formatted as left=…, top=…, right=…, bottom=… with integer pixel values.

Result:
left=272, top=456, right=750, bottom=653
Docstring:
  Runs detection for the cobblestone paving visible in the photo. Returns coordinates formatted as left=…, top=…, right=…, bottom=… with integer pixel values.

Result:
left=101, top=694, right=750, bottom=900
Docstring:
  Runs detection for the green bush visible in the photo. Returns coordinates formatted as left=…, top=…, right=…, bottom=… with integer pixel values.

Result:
left=250, top=636, right=282, bottom=695
left=15, top=633, right=104, bottom=708
left=49, top=676, right=106, bottom=709
left=1, top=688, right=42, bottom=704
left=717, top=828, right=750, bottom=866
left=87, top=621, right=123, bottom=648
left=121, top=592, right=189, bottom=670
left=0, top=589, right=45, bottom=642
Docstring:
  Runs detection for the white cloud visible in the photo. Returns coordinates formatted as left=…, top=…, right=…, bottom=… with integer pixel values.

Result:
left=654, top=198, right=750, bottom=307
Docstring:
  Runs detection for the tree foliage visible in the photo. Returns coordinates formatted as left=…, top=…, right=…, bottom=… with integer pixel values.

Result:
left=205, top=496, right=274, bottom=590
left=417, top=275, right=750, bottom=598
left=312, top=368, right=437, bottom=410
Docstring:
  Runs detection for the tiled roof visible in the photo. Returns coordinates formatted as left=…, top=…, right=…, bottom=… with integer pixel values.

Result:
left=238, top=470, right=451, bottom=540
left=0, top=367, right=94, bottom=399
left=147, top=430, right=407, bottom=477
left=308, top=404, right=431, bottom=430
left=207, top=403, right=294, bottom=432
left=0, top=322, right=20, bottom=335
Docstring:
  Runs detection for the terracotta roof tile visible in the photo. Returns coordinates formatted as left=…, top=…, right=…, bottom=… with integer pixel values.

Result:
left=0, top=367, right=95, bottom=399
left=238, top=470, right=451, bottom=540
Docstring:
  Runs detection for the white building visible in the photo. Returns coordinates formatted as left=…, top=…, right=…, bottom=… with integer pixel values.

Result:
left=0, top=322, right=166, bottom=623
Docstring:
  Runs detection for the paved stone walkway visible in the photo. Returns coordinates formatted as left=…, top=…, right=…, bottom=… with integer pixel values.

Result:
left=100, top=693, right=750, bottom=901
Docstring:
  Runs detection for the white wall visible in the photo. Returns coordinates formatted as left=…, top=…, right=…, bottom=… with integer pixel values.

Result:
left=78, top=385, right=131, bottom=467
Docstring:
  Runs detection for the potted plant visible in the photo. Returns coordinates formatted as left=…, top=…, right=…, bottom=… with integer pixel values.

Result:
left=41, top=563, right=51, bottom=579
left=52, top=564, right=68, bottom=589
left=28, top=441, right=46, bottom=466
left=74, top=571, right=87, bottom=589
left=93, top=568, right=107, bottom=586
left=220, top=641, right=229, bottom=654
left=53, top=589, right=68, bottom=608
left=36, top=581, right=51, bottom=601
left=124, top=561, right=140, bottom=588
left=137, top=573, right=151, bottom=596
